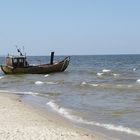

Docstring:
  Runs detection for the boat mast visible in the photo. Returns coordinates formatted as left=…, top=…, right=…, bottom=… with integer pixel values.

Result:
left=16, top=45, right=23, bottom=56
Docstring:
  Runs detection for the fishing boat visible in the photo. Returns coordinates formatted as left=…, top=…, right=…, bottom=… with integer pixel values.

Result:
left=1, top=49, right=70, bottom=74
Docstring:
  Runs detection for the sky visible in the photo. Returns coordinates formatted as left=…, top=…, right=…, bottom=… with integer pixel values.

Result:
left=0, top=0, right=140, bottom=55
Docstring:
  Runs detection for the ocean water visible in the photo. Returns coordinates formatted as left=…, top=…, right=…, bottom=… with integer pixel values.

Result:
left=0, top=55, right=140, bottom=139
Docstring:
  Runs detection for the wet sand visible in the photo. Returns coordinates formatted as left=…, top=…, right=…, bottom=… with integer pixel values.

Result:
left=0, top=93, right=114, bottom=140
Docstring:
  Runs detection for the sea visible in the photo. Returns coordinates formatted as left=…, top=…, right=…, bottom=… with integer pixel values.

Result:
left=0, top=55, right=140, bottom=140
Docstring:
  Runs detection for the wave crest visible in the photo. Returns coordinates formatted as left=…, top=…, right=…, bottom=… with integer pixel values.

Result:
left=44, top=74, right=50, bottom=77
left=35, top=81, right=44, bottom=85
left=46, top=101, right=140, bottom=136
left=96, top=72, right=103, bottom=77
left=0, top=90, right=39, bottom=95
left=80, top=82, right=140, bottom=90
left=35, top=81, right=58, bottom=85
left=102, top=69, right=111, bottom=73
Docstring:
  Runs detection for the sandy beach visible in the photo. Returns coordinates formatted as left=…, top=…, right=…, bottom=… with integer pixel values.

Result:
left=0, top=93, right=115, bottom=140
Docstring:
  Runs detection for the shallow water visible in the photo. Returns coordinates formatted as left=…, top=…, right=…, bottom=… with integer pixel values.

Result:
left=0, top=55, right=140, bottom=139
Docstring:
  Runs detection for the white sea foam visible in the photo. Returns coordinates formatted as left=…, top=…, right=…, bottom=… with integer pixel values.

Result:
left=136, top=79, right=140, bottom=83
left=46, top=101, right=84, bottom=122
left=92, top=123, right=140, bottom=136
left=35, top=81, right=44, bottom=85
left=46, top=101, right=140, bottom=136
left=0, top=90, right=12, bottom=93
left=81, top=82, right=99, bottom=87
left=44, top=74, right=49, bottom=77
left=0, top=76, right=4, bottom=79
left=81, top=81, right=87, bottom=86
left=19, top=91, right=39, bottom=95
left=127, top=85, right=133, bottom=88
left=102, top=69, right=111, bottom=73
left=46, top=81, right=58, bottom=85
left=133, top=68, right=136, bottom=71
left=117, top=84, right=123, bottom=87
left=113, top=74, right=120, bottom=78
left=89, top=84, right=99, bottom=87
left=0, top=90, right=39, bottom=95
left=96, top=72, right=103, bottom=77
left=35, top=80, right=58, bottom=85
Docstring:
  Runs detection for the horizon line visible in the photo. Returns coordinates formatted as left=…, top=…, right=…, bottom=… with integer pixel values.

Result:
left=0, top=53, right=140, bottom=57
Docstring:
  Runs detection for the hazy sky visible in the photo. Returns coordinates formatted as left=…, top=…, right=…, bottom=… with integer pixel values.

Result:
left=0, top=0, right=140, bottom=55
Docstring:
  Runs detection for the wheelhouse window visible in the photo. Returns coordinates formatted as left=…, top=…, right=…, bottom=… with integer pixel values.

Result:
left=19, top=58, right=24, bottom=63
left=13, top=58, right=18, bottom=63
left=6, top=56, right=27, bottom=67
left=13, top=58, right=25, bottom=67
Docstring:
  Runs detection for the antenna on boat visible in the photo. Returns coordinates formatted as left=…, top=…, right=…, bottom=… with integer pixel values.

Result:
left=15, top=45, right=23, bottom=56
left=22, top=46, right=26, bottom=56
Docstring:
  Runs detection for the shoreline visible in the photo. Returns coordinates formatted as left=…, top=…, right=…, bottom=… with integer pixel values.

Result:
left=0, top=92, right=114, bottom=140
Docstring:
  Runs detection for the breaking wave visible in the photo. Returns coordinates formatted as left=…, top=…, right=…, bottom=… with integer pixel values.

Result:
left=96, top=69, right=120, bottom=78
left=35, top=81, right=59, bottom=85
left=18, top=91, right=39, bottom=95
left=35, top=81, right=44, bottom=85
left=45, top=81, right=58, bottom=85
left=46, top=100, right=140, bottom=136
left=44, top=74, right=50, bottom=77
left=80, top=81, right=140, bottom=90
left=81, top=81, right=99, bottom=87
left=96, top=72, right=103, bottom=77
left=102, top=69, right=111, bottom=73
